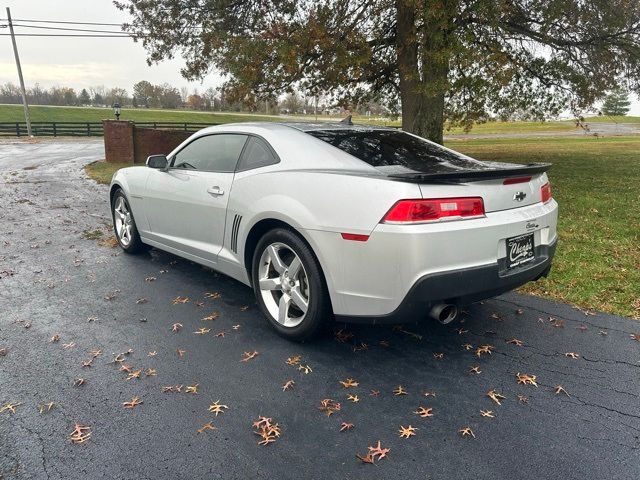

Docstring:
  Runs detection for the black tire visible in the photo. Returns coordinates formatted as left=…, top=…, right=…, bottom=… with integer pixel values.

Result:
left=111, top=189, right=146, bottom=254
left=251, top=228, right=332, bottom=341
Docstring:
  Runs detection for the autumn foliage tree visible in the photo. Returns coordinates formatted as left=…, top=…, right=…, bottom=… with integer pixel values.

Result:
left=116, top=0, right=640, bottom=143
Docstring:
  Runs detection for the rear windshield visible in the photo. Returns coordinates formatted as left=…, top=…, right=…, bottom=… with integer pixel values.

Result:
left=307, top=129, right=490, bottom=174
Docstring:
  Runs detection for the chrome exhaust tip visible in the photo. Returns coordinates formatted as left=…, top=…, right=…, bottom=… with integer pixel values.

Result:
left=430, top=304, right=458, bottom=324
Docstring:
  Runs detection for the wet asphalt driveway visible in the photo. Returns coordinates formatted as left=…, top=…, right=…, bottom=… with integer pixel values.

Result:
left=1, top=139, right=639, bottom=480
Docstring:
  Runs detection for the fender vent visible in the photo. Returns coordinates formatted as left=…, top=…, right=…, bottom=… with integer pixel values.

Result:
left=231, top=214, right=242, bottom=254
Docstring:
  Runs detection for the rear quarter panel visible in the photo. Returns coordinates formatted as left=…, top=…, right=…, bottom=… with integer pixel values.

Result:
left=227, top=169, right=421, bottom=301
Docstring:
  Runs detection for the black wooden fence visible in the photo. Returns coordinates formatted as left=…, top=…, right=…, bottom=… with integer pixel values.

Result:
left=0, top=121, right=220, bottom=137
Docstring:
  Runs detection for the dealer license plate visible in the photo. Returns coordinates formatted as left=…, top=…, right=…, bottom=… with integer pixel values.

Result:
left=506, top=233, right=535, bottom=269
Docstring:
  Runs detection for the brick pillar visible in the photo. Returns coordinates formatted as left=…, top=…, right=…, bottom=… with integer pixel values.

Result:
left=103, top=120, right=134, bottom=163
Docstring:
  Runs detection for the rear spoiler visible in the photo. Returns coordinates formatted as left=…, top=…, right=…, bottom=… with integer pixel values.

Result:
left=386, top=163, right=551, bottom=184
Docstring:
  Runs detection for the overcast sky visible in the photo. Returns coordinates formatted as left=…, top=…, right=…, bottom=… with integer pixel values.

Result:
left=2, top=0, right=639, bottom=115
left=1, top=0, right=222, bottom=94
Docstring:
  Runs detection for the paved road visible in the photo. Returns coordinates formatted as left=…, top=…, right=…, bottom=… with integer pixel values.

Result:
left=1, top=139, right=639, bottom=480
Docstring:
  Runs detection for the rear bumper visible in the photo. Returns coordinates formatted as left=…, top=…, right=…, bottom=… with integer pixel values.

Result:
left=335, top=239, right=556, bottom=324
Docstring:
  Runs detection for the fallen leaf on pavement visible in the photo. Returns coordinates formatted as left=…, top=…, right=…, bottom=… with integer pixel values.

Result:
left=241, top=351, right=259, bottom=362
left=367, top=440, right=390, bottom=461
left=197, top=422, right=216, bottom=433
left=393, top=385, right=407, bottom=396
left=475, top=344, right=495, bottom=358
left=185, top=384, right=199, bottom=394
left=554, top=385, right=569, bottom=396
left=398, top=425, right=417, bottom=438
left=282, top=380, right=295, bottom=391
left=340, top=422, right=354, bottom=432
left=286, top=355, right=301, bottom=366
left=208, top=401, right=228, bottom=416
left=414, top=407, right=434, bottom=418
left=318, top=399, right=341, bottom=417
left=459, top=426, right=475, bottom=438
left=70, top=424, right=91, bottom=444
left=38, top=402, right=55, bottom=414
left=487, top=390, right=506, bottom=405
left=340, top=378, right=359, bottom=388
left=334, top=329, right=354, bottom=343
left=0, top=402, right=22, bottom=414
left=123, top=396, right=143, bottom=409
left=253, top=416, right=281, bottom=446
left=516, top=373, right=538, bottom=387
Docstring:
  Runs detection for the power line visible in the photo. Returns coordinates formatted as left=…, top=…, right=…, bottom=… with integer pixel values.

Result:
left=10, top=23, right=127, bottom=34
left=0, top=33, right=138, bottom=38
left=0, top=18, right=123, bottom=26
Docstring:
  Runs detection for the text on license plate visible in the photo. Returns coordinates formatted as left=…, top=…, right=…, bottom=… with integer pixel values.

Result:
left=506, top=233, right=535, bottom=269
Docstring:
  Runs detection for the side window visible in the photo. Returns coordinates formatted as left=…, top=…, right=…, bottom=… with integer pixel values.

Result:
left=172, top=134, right=248, bottom=172
left=236, top=137, right=279, bottom=171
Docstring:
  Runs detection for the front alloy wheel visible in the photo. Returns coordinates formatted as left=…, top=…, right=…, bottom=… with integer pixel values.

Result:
left=252, top=228, right=331, bottom=341
left=113, top=196, right=133, bottom=247
left=111, top=189, right=145, bottom=253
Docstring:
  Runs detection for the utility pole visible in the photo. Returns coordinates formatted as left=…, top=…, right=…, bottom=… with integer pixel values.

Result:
left=6, top=7, right=32, bottom=137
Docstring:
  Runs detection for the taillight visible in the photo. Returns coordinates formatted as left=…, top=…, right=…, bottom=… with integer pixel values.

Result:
left=382, top=198, right=485, bottom=223
left=541, top=182, right=552, bottom=203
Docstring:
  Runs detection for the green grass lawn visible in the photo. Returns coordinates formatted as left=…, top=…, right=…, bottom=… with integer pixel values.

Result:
left=449, top=136, right=640, bottom=319
left=0, top=104, right=285, bottom=124
left=0, top=103, right=583, bottom=134
left=85, top=135, right=640, bottom=319
left=85, top=161, right=130, bottom=185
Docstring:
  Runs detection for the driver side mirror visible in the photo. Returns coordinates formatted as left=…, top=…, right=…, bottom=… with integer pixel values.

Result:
left=147, top=154, right=168, bottom=170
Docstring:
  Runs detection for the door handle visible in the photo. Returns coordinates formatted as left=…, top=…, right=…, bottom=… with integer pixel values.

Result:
left=207, top=186, right=224, bottom=196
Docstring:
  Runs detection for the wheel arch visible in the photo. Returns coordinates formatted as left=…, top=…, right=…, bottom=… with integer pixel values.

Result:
left=242, top=217, right=336, bottom=311
left=109, top=182, right=124, bottom=206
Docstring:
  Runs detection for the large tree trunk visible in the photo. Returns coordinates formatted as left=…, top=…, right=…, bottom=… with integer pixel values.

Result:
left=396, top=0, right=450, bottom=144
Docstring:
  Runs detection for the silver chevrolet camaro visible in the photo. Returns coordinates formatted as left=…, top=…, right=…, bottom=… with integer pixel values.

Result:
left=109, top=121, right=558, bottom=340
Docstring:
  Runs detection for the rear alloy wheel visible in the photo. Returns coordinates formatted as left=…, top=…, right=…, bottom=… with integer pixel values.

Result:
left=252, top=228, right=331, bottom=341
left=112, top=190, right=145, bottom=253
